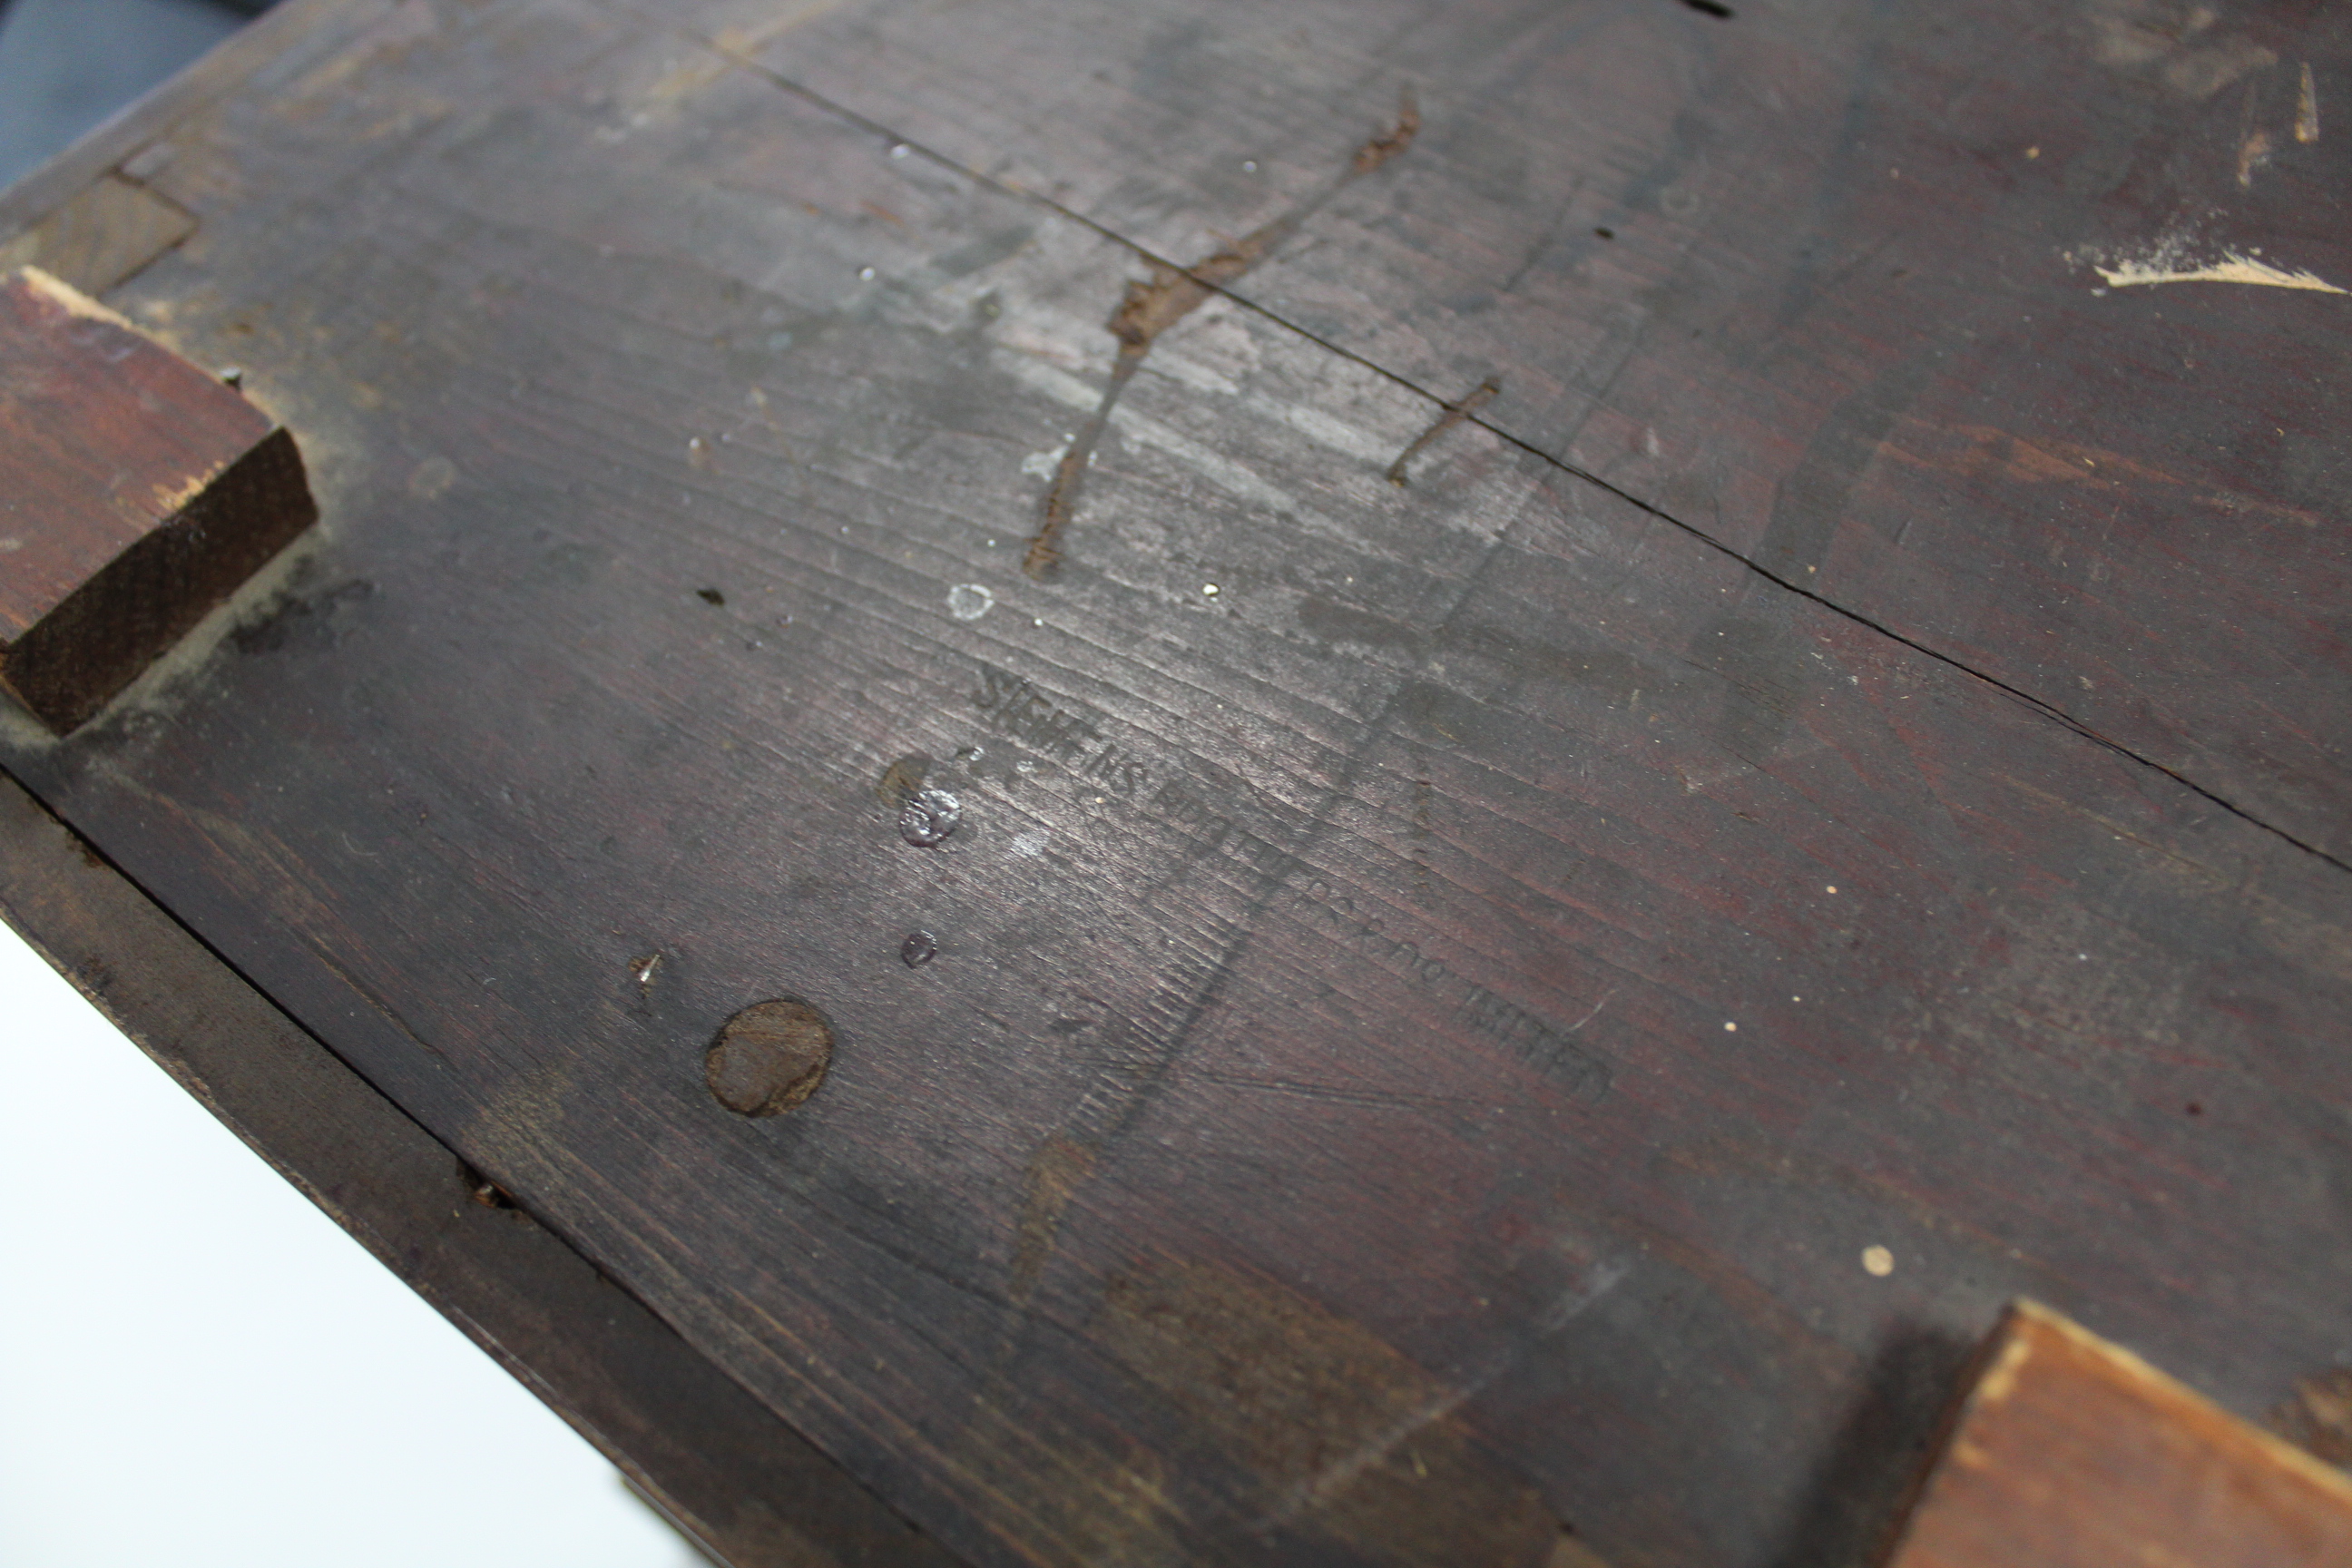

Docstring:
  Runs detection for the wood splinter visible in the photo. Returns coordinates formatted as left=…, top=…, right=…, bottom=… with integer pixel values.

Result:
left=0, top=266, right=317, bottom=731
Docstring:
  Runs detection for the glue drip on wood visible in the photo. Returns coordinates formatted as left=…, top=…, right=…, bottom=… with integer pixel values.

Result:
left=1024, top=88, right=1420, bottom=580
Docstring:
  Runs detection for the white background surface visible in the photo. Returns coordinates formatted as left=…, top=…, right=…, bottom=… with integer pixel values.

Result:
left=0, top=920, right=705, bottom=1568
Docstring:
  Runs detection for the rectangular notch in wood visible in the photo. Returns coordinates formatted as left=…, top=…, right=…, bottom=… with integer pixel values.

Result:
left=1883, top=1300, right=2352, bottom=1567
left=0, top=265, right=315, bottom=732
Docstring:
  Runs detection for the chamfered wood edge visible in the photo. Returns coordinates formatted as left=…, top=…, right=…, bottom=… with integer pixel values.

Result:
left=1874, top=1298, right=2352, bottom=1567
left=0, top=0, right=397, bottom=246
left=0, top=762, right=967, bottom=1568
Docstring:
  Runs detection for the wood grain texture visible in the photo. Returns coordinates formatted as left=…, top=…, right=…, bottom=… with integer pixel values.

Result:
left=0, top=267, right=316, bottom=730
left=1882, top=1300, right=2352, bottom=1568
left=0, top=3, right=2346, bottom=1566
left=691, top=0, right=2352, bottom=865
left=0, top=767, right=960, bottom=1568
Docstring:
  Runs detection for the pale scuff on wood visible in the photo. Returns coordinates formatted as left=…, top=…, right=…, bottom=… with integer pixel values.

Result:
left=2080, top=240, right=2347, bottom=294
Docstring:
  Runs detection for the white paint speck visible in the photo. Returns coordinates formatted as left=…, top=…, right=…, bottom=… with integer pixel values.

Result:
left=1202, top=583, right=1220, bottom=597
left=858, top=266, right=876, bottom=280
left=1020, top=443, right=1069, bottom=479
left=1862, top=1246, right=1895, bottom=1277
left=946, top=583, right=995, bottom=621
left=888, top=142, right=910, bottom=159
left=1009, top=828, right=1050, bottom=858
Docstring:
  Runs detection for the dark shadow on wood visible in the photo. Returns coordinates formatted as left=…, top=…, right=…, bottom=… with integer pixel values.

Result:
left=1766, top=1325, right=1978, bottom=1568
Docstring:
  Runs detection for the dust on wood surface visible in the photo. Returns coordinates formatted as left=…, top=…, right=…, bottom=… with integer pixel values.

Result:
left=1, top=2, right=2348, bottom=1565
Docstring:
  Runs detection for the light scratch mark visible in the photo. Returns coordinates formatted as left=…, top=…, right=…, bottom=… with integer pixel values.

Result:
left=1267, top=1255, right=1629, bottom=1525
left=1566, top=987, right=1615, bottom=1034
left=2086, top=246, right=2347, bottom=294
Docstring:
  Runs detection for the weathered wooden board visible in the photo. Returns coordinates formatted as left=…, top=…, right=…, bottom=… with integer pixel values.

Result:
left=1882, top=1301, right=2352, bottom=1568
left=0, top=2, right=2347, bottom=1566
left=0, top=770, right=956, bottom=1568
left=695, top=0, right=2352, bottom=866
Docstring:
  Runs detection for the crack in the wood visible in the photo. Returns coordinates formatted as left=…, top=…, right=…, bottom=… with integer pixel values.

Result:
left=700, top=38, right=2352, bottom=881
left=1460, top=431, right=2352, bottom=880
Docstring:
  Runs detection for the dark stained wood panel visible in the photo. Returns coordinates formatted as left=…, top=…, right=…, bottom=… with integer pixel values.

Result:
left=0, top=3, right=2347, bottom=1566
left=701, top=0, right=2352, bottom=865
